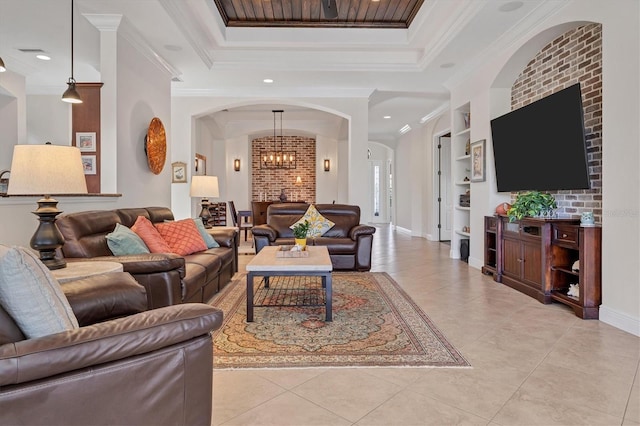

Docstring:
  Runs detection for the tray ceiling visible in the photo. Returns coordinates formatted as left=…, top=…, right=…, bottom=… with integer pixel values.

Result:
left=211, top=0, right=425, bottom=28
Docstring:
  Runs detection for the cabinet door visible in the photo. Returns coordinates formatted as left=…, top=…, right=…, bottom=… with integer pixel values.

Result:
left=522, top=240, right=542, bottom=288
left=502, top=238, right=521, bottom=280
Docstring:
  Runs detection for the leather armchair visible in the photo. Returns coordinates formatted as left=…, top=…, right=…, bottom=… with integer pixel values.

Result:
left=0, top=294, right=223, bottom=425
left=252, top=203, right=376, bottom=271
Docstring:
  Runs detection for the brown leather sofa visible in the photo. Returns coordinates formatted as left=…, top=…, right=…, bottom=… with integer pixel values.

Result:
left=0, top=272, right=223, bottom=426
left=251, top=203, right=376, bottom=271
left=57, top=207, right=238, bottom=309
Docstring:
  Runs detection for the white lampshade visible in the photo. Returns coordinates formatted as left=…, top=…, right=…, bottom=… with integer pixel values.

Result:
left=190, top=175, right=219, bottom=198
left=7, top=144, right=88, bottom=196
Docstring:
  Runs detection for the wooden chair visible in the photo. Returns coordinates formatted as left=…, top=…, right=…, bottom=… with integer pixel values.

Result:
left=228, top=201, right=253, bottom=242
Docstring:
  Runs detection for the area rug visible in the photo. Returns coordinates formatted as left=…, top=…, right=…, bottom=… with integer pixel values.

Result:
left=210, top=272, right=469, bottom=369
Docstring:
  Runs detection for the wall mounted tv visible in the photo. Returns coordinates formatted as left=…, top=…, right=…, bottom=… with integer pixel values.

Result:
left=490, top=83, right=590, bottom=193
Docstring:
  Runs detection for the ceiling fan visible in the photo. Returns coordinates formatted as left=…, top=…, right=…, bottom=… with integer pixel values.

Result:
left=321, top=0, right=338, bottom=19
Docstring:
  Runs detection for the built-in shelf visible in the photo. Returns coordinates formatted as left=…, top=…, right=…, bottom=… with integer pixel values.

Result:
left=455, top=180, right=471, bottom=186
left=455, top=230, right=470, bottom=237
left=456, top=155, right=470, bottom=161
left=455, top=206, right=470, bottom=211
left=455, top=128, right=471, bottom=136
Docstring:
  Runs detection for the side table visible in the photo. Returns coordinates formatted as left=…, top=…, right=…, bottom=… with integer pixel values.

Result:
left=52, top=260, right=123, bottom=284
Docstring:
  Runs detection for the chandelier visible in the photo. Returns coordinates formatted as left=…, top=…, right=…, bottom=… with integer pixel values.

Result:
left=260, top=109, right=296, bottom=169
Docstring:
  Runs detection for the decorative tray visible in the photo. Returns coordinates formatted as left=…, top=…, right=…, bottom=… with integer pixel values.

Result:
left=275, top=245, right=310, bottom=258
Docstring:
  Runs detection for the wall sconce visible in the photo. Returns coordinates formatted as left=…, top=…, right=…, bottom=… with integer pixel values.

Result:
left=324, top=159, right=330, bottom=172
left=234, top=158, right=241, bottom=172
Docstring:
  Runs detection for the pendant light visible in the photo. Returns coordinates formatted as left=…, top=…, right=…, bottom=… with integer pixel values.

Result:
left=62, top=0, right=82, bottom=103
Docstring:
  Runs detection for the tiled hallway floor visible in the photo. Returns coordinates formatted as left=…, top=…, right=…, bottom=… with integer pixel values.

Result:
left=213, top=225, right=640, bottom=425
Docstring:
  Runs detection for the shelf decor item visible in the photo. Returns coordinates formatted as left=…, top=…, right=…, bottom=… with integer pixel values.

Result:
left=470, top=139, right=486, bottom=182
left=507, top=191, right=557, bottom=222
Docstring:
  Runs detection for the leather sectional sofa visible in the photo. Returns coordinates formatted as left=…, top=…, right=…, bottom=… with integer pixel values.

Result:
left=0, top=271, right=222, bottom=425
left=251, top=203, right=376, bottom=271
left=57, top=207, right=238, bottom=309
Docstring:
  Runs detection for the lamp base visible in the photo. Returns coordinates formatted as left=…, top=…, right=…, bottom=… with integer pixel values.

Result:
left=30, top=197, right=67, bottom=270
left=199, top=198, right=212, bottom=228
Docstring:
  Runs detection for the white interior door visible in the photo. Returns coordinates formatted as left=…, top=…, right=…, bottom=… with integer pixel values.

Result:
left=370, top=159, right=388, bottom=223
left=439, top=136, right=452, bottom=241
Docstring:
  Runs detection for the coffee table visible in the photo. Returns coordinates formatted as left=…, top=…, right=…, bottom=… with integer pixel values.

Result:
left=246, top=245, right=333, bottom=322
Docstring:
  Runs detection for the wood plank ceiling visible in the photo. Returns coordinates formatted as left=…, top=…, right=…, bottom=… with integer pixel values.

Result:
left=211, top=0, right=426, bottom=28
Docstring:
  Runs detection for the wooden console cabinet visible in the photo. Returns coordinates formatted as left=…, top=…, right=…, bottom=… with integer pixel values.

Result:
left=483, top=216, right=601, bottom=319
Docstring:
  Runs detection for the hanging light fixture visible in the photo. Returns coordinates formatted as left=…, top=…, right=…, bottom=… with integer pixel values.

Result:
left=260, top=109, right=296, bottom=169
left=61, top=0, right=82, bottom=103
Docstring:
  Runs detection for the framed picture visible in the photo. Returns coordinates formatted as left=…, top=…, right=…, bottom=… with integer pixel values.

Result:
left=81, top=155, right=97, bottom=175
left=172, top=161, right=187, bottom=183
left=470, top=139, right=486, bottom=182
left=76, top=132, right=96, bottom=152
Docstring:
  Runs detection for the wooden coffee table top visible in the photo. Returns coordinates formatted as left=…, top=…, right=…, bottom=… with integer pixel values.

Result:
left=247, top=246, right=332, bottom=272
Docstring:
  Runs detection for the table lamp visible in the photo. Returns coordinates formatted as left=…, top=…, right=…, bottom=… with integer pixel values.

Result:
left=7, top=144, right=88, bottom=269
left=190, top=175, right=219, bottom=227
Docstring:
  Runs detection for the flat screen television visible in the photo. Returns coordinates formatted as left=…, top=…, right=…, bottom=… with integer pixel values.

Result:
left=490, top=83, right=590, bottom=192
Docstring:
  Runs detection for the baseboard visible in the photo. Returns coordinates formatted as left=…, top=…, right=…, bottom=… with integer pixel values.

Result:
left=468, top=256, right=483, bottom=270
left=599, top=305, right=640, bottom=337
left=395, top=226, right=411, bottom=235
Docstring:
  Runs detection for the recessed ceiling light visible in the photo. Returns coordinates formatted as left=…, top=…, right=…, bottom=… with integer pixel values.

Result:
left=36, top=54, right=51, bottom=61
left=440, top=62, right=455, bottom=69
left=383, top=115, right=391, bottom=119
left=263, top=78, right=274, bottom=84
left=498, top=1, right=523, bottom=12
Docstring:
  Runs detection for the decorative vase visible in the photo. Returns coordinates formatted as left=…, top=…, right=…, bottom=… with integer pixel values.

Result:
left=495, top=202, right=511, bottom=215
left=294, top=238, right=307, bottom=249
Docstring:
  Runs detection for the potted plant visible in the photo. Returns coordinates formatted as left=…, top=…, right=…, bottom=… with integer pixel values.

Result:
left=291, top=220, right=311, bottom=249
left=507, top=191, right=557, bottom=222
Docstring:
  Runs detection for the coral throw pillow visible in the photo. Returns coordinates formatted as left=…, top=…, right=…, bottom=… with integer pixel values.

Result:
left=290, top=204, right=335, bottom=238
left=132, top=216, right=172, bottom=253
left=155, top=219, right=207, bottom=256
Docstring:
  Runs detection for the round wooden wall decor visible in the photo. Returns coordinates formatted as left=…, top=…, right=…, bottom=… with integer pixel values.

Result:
left=145, top=117, right=166, bottom=175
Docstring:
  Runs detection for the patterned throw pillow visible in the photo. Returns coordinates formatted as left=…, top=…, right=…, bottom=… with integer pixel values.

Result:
left=106, top=223, right=150, bottom=255
left=290, top=204, right=335, bottom=238
left=0, top=245, right=79, bottom=339
left=193, top=219, right=220, bottom=248
left=155, top=219, right=208, bottom=256
left=132, top=216, right=172, bottom=253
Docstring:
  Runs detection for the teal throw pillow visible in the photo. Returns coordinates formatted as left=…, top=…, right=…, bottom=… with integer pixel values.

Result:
left=106, top=223, right=151, bottom=255
left=0, top=245, right=79, bottom=339
left=193, top=219, right=220, bottom=248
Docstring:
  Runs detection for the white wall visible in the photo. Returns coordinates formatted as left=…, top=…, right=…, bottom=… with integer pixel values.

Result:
left=0, top=70, right=26, bottom=170
left=26, top=95, right=71, bottom=146
left=171, top=97, right=371, bottom=221
left=0, top=26, right=173, bottom=247
left=440, top=0, right=639, bottom=335
left=115, top=33, right=172, bottom=208
left=316, top=135, right=338, bottom=204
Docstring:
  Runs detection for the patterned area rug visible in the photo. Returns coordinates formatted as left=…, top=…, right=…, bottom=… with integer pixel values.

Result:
left=210, top=272, right=469, bottom=369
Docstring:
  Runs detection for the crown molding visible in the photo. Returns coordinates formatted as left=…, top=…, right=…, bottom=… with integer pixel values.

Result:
left=159, top=0, right=214, bottom=69
left=171, top=87, right=374, bottom=98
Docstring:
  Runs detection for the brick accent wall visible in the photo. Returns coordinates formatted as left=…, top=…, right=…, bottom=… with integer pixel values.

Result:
left=511, top=23, right=602, bottom=223
left=251, top=136, right=317, bottom=203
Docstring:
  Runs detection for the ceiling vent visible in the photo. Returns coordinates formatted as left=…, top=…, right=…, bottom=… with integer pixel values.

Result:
left=18, top=48, right=46, bottom=53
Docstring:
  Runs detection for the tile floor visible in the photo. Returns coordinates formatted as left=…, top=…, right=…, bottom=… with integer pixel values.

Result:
left=213, top=225, right=640, bottom=425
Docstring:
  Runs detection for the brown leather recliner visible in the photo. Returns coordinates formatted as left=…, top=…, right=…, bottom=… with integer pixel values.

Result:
left=251, top=203, right=376, bottom=271
left=0, top=272, right=223, bottom=426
